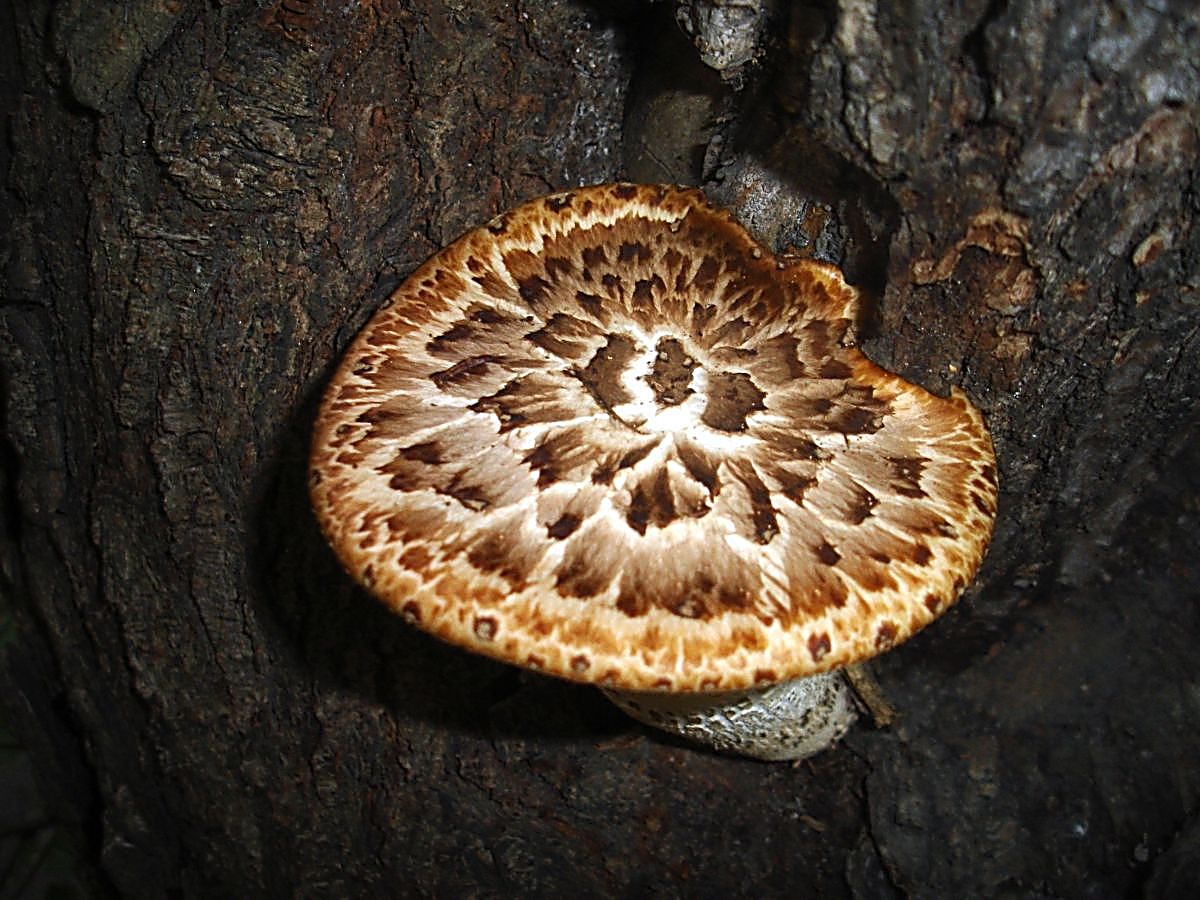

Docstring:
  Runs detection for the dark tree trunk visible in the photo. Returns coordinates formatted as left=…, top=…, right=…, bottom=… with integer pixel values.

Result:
left=2, top=0, right=1197, bottom=895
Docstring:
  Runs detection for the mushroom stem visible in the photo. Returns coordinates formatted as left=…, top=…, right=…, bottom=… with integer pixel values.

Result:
left=603, top=671, right=857, bottom=761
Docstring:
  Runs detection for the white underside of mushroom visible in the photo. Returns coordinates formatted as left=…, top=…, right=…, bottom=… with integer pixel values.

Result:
left=603, top=671, right=856, bottom=761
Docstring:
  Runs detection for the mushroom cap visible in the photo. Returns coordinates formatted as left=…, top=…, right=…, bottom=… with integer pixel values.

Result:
left=310, top=183, right=998, bottom=692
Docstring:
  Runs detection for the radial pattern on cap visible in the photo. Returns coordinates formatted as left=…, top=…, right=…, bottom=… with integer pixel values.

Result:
left=310, top=184, right=998, bottom=691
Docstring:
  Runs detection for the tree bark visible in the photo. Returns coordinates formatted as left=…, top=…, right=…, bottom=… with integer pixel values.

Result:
left=2, top=0, right=1197, bottom=895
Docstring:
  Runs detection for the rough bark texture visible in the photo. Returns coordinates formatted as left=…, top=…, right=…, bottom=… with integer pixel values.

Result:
left=1, top=0, right=1197, bottom=896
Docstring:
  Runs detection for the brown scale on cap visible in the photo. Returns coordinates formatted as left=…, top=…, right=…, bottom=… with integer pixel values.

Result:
left=310, top=184, right=999, bottom=692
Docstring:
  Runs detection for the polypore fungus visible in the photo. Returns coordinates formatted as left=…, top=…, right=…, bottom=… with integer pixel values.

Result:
left=309, top=183, right=998, bottom=761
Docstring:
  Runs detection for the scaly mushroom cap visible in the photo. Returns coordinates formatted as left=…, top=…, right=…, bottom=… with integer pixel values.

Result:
left=310, top=184, right=998, bottom=692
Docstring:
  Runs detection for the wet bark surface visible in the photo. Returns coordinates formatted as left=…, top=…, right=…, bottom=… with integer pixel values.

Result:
left=2, top=0, right=1198, bottom=895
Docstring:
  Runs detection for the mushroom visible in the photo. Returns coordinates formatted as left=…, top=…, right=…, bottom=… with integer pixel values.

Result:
left=309, top=183, right=998, bottom=761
